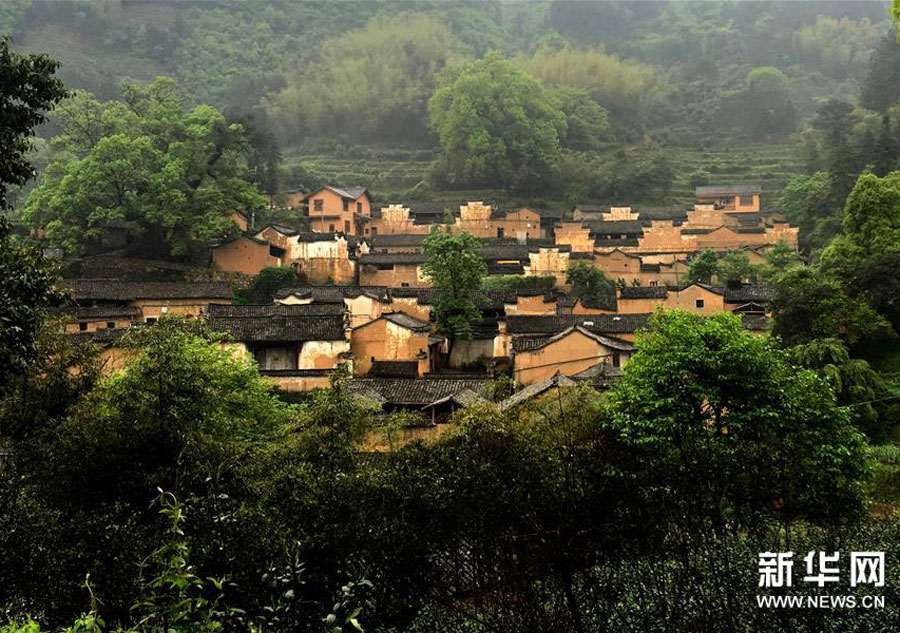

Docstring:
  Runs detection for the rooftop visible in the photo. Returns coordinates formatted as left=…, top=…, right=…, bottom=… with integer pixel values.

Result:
left=65, top=279, right=233, bottom=302
left=348, top=376, right=492, bottom=406
left=206, top=303, right=346, bottom=342
left=695, top=184, right=762, bottom=197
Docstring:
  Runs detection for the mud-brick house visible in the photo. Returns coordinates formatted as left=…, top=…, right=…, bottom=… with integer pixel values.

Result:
left=369, top=233, right=427, bottom=253
left=63, top=279, right=233, bottom=329
left=275, top=285, right=391, bottom=327
left=350, top=312, right=435, bottom=378
left=212, top=234, right=283, bottom=276
left=304, top=186, right=371, bottom=236
left=511, top=324, right=635, bottom=385
left=349, top=376, right=492, bottom=422
left=695, top=184, right=761, bottom=212
left=723, top=285, right=775, bottom=315
left=615, top=286, right=669, bottom=314
left=207, top=303, right=350, bottom=391
left=358, top=252, right=427, bottom=287
left=290, top=232, right=361, bottom=284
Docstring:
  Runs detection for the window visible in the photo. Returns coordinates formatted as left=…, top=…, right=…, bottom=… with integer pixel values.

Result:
left=376, top=263, right=394, bottom=271
left=649, top=280, right=658, bottom=287
left=269, top=245, right=285, bottom=259
left=612, top=353, right=621, bottom=368
left=738, top=194, right=754, bottom=206
left=107, top=322, right=115, bottom=329
left=695, top=299, right=705, bottom=309
left=497, top=227, right=504, bottom=239
left=343, top=199, right=349, bottom=212
left=344, top=220, right=350, bottom=233
left=371, top=227, right=377, bottom=236
left=357, top=202, right=362, bottom=213
left=329, top=224, right=335, bottom=232
left=401, top=282, right=410, bottom=287
left=313, top=199, right=323, bottom=212
left=146, top=317, right=157, bottom=324
left=371, top=356, right=375, bottom=363
left=79, top=322, right=88, bottom=332
left=364, top=228, right=369, bottom=235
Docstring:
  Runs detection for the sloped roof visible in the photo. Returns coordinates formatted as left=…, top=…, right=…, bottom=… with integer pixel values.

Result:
left=359, top=253, right=427, bottom=265
left=309, top=185, right=368, bottom=200
left=65, top=279, right=233, bottom=302
left=56, top=305, right=141, bottom=319
left=619, top=286, right=669, bottom=299
left=636, top=206, right=688, bottom=224
left=348, top=377, right=492, bottom=405
left=275, top=286, right=389, bottom=302
left=585, top=220, right=643, bottom=235
left=500, top=371, right=576, bottom=410
left=696, top=184, right=761, bottom=197
left=69, top=326, right=130, bottom=346
left=723, top=285, right=775, bottom=304
left=506, top=314, right=653, bottom=335
left=207, top=303, right=346, bottom=342
left=522, top=324, right=635, bottom=354
left=381, top=312, right=432, bottom=332
left=370, top=360, right=419, bottom=378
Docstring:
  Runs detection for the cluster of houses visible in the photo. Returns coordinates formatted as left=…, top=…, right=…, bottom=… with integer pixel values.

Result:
left=60, top=182, right=789, bottom=418
left=212, top=184, right=797, bottom=288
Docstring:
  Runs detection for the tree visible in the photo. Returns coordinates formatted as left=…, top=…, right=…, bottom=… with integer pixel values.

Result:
left=840, top=171, right=900, bottom=254
left=872, top=114, right=900, bottom=177
left=266, top=13, right=458, bottom=144
left=776, top=171, right=840, bottom=253
left=429, top=51, right=566, bottom=192
left=685, top=249, right=719, bottom=285
left=607, top=311, right=869, bottom=529
left=762, top=240, right=801, bottom=280
left=790, top=338, right=900, bottom=441
left=0, top=37, right=67, bottom=209
left=555, top=88, right=609, bottom=151
left=717, top=251, right=758, bottom=287
left=233, top=266, right=299, bottom=305
left=566, top=261, right=615, bottom=303
left=0, top=39, right=67, bottom=388
left=813, top=99, right=856, bottom=202
left=24, top=78, right=265, bottom=257
left=770, top=266, right=895, bottom=350
left=861, top=30, right=900, bottom=113
left=421, top=227, right=486, bottom=339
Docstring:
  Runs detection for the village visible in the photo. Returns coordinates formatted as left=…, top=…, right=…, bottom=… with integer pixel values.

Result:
left=60, top=183, right=795, bottom=419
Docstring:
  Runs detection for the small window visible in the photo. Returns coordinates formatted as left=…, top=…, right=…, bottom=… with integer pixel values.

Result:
left=343, top=199, right=349, bottom=212
left=497, top=227, right=504, bottom=239
left=107, top=322, right=115, bottom=329
left=612, top=353, right=621, bottom=368
left=649, top=280, right=658, bottom=287
left=739, top=195, right=754, bottom=206
left=344, top=220, right=350, bottom=233
left=370, top=356, right=375, bottom=363
left=357, top=202, right=362, bottom=213
left=146, top=317, right=157, bottom=324
left=364, top=228, right=369, bottom=235
left=376, top=263, right=394, bottom=271
left=313, top=199, right=323, bottom=212
left=329, top=224, right=335, bottom=232
left=371, top=227, right=377, bottom=236
left=695, top=299, right=705, bottom=309
left=79, top=322, right=88, bottom=332
left=401, top=282, right=410, bottom=287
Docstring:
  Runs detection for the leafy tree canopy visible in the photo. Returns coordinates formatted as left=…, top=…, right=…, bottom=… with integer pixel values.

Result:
left=685, top=249, right=719, bottom=285
left=24, top=78, right=265, bottom=257
left=428, top=51, right=566, bottom=192
left=565, top=261, right=615, bottom=302
left=421, top=227, right=486, bottom=339
left=608, top=310, right=870, bottom=526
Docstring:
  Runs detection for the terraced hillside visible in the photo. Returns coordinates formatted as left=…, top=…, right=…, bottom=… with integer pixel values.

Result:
left=286, top=141, right=807, bottom=208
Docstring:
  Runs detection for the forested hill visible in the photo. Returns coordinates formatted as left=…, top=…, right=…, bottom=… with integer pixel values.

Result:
left=4, top=0, right=900, bottom=205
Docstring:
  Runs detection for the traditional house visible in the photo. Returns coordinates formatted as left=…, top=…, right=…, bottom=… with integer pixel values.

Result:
left=350, top=312, right=434, bottom=378
left=370, top=233, right=427, bottom=253
left=212, top=234, right=283, bottom=276
left=304, top=186, right=371, bottom=235
left=207, top=303, right=349, bottom=391
left=63, top=279, right=233, bottom=328
left=511, top=324, right=634, bottom=385
left=615, top=286, right=669, bottom=313
left=357, top=253, right=427, bottom=287
left=695, top=184, right=761, bottom=212
left=349, top=376, right=491, bottom=420
left=667, top=283, right=726, bottom=314
left=275, top=285, right=390, bottom=327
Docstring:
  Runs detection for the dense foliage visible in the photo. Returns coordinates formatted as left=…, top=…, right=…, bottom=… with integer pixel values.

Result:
left=421, top=227, right=486, bottom=339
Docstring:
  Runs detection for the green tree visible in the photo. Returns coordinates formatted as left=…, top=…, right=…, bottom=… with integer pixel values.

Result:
left=862, top=31, right=900, bottom=113
left=762, top=240, right=801, bottom=280
left=421, top=227, right=486, bottom=339
left=776, top=171, right=839, bottom=253
left=0, top=37, right=67, bottom=209
left=771, top=266, right=895, bottom=350
left=233, top=266, right=298, bottom=305
left=685, top=249, right=719, bottom=285
left=790, top=338, right=900, bottom=441
left=717, top=251, right=758, bottom=287
left=555, top=88, right=609, bottom=151
left=565, top=261, right=615, bottom=303
left=839, top=171, right=900, bottom=254
left=25, top=78, right=265, bottom=257
left=429, top=51, right=566, bottom=192
left=607, top=311, right=870, bottom=529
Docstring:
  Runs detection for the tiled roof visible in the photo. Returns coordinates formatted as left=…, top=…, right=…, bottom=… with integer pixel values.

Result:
left=258, top=224, right=298, bottom=237
left=724, top=285, right=775, bottom=304
left=576, top=294, right=618, bottom=311
left=390, top=288, right=516, bottom=310
left=500, top=372, right=576, bottom=410
left=348, top=377, right=492, bottom=405
left=207, top=303, right=346, bottom=342
left=680, top=228, right=713, bottom=235
left=359, top=253, right=427, bottom=265
left=369, top=361, right=419, bottom=378
left=275, top=286, right=389, bottom=302
left=371, top=234, right=427, bottom=247
left=572, top=204, right=609, bottom=213
left=636, top=206, right=688, bottom=223
left=619, top=286, right=668, bottom=299
left=312, top=185, right=368, bottom=200
left=696, top=184, right=761, bottom=196
left=585, top=220, right=643, bottom=235
left=65, top=279, right=233, bottom=302
left=522, top=325, right=634, bottom=353
left=741, top=314, right=770, bottom=331
left=56, top=305, right=141, bottom=319
left=382, top=312, right=431, bottom=332
left=506, top=314, right=652, bottom=335
left=69, top=327, right=130, bottom=346
left=735, top=227, right=766, bottom=234
left=594, top=238, right=640, bottom=247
